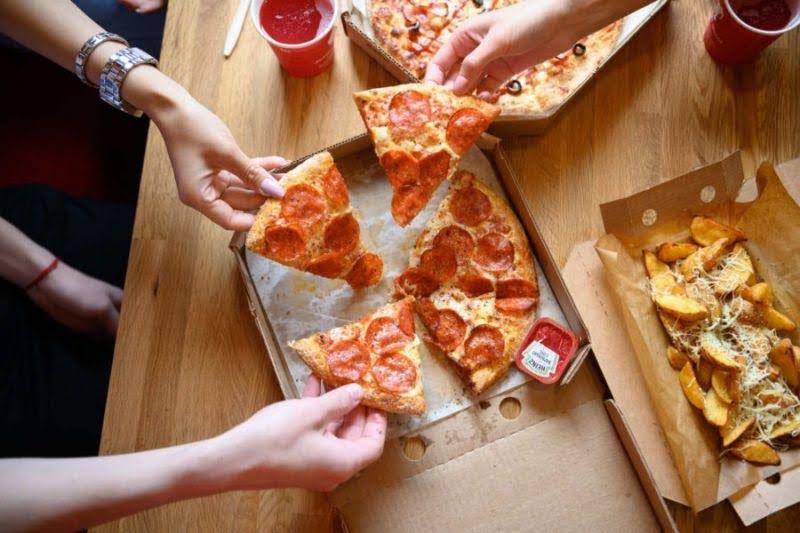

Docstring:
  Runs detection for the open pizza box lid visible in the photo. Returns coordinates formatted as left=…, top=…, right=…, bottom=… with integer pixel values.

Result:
left=340, top=0, right=668, bottom=136
left=229, top=133, right=675, bottom=531
left=565, top=153, right=800, bottom=525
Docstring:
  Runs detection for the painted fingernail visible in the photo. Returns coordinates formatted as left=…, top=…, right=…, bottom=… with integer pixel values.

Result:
left=478, top=91, right=491, bottom=100
left=345, top=384, right=363, bottom=402
left=260, top=175, right=284, bottom=198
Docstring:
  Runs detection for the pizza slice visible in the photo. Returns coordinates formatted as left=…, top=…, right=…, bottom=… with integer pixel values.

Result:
left=289, top=296, right=425, bottom=415
left=353, top=83, right=499, bottom=227
left=246, top=151, right=383, bottom=289
left=395, top=170, right=539, bottom=394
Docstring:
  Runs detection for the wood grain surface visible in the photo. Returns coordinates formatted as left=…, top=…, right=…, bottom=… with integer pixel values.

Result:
left=97, top=0, right=800, bottom=531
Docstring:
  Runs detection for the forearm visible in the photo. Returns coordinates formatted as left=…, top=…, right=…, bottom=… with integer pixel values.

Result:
left=0, top=439, right=232, bottom=532
left=559, top=0, right=651, bottom=40
left=0, top=218, right=55, bottom=288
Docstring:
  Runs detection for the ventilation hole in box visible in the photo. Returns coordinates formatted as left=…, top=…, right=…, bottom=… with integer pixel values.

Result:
left=402, top=436, right=426, bottom=461
left=499, top=397, right=521, bottom=420
left=642, top=208, right=657, bottom=227
left=700, top=185, right=716, bottom=203
left=766, top=472, right=781, bottom=485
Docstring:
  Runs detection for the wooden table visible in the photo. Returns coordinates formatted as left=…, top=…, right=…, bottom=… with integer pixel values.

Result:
left=97, top=0, right=800, bottom=530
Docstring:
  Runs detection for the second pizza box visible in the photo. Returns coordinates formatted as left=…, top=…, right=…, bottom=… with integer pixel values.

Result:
left=341, top=0, right=668, bottom=137
left=230, top=134, right=677, bottom=531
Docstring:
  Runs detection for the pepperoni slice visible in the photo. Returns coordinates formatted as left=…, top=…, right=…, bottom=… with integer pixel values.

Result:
left=280, top=184, right=326, bottom=227
left=418, top=150, right=451, bottom=189
left=371, top=352, right=417, bottom=393
left=464, top=325, right=505, bottom=368
left=396, top=267, right=439, bottom=297
left=323, top=213, right=360, bottom=255
left=450, top=185, right=491, bottom=226
left=345, top=253, right=383, bottom=289
left=419, top=246, right=457, bottom=282
left=264, top=224, right=307, bottom=262
left=366, top=316, right=411, bottom=354
left=381, top=151, right=419, bottom=191
left=323, top=167, right=349, bottom=208
left=306, top=252, right=345, bottom=279
left=474, top=232, right=515, bottom=272
left=433, top=225, right=474, bottom=264
left=389, top=90, right=431, bottom=140
left=455, top=270, right=494, bottom=297
left=446, top=108, right=489, bottom=155
left=326, top=339, right=370, bottom=381
left=392, top=186, right=431, bottom=227
left=398, top=298, right=415, bottom=336
left=496, top=278, right=539, bottom=314
left=431, top=309, right=466, bottom=351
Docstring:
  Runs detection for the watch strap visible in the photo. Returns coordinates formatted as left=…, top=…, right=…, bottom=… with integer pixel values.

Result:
left=74, top=32, right=130, bottom=87
left=99, top=47, right=159, bottom=117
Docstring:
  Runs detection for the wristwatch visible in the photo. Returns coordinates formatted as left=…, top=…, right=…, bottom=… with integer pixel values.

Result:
left=74, top=32, right=130, bottom=87
left=99, top=47, right=159, bottom=117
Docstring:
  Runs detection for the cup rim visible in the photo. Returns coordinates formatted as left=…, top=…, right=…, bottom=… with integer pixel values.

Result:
left=250, top=0, right=339, bottom=49
left=723, top=0, right=800, bottom=36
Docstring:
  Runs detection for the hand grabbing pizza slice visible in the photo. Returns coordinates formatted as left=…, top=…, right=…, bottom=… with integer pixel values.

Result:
left=246, top=151, right=383, bottom=289
left=289, top=297, right=425, bottom=415
left=353, top=83, right=499, bottom=227
left=395, top=170, right=539, bottom=394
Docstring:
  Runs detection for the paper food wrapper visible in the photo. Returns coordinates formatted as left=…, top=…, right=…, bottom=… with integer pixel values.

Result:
left=595, top=152, right=800, bottom=512
left=245, top=145, right=568, bottom=438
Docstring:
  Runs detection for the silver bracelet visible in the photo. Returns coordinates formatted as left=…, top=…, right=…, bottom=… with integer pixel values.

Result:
left=99, top=47, right=159, bottom=117
left=74, top=32, right=130, bottom=87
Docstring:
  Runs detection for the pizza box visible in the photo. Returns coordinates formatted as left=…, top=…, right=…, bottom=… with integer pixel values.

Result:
left=229, top=133, right=678, bottom=532
left=340, top=0, right=669, bottom=137
left=570, top=153, right=800, bottom=525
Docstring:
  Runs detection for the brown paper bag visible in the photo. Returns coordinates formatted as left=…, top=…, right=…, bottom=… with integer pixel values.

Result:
left=594, top=152, right=800, bottom=512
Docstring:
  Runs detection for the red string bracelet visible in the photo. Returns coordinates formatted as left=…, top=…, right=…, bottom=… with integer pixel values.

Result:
left=25, top=258, right=60, bottom=291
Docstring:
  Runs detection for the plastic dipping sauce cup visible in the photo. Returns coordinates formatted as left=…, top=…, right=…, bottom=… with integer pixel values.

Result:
left=251, top=0, right=337, bottom=78
left=704, top=0, right=800, bottom=64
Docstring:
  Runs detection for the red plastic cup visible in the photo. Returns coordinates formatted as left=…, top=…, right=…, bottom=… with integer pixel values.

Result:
left=250, top=0, right=337, bottom=78
left=704, top=0, right=800, bottom=64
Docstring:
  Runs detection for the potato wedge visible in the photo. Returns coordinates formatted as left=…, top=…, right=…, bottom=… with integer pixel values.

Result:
left=729, top=439, right=781, bottom=466
left=770, top=416, right=800, bottom=440
left=769, top=339, right=799, bottom=388
left=666, top=346, right=689, bottom=370
left=763, top=306, right=797, bottom=332
left=768, top=364, right=781, bottom=381
left=714, top=244, right=755, bottom=295
left=679, top=362, right=705, bottom=410
left=700, top=333, right=741, bottom=371
left=643, top=251, right=677, bottom=294
left=681, top=238, right=731, bottom=280
left=703, top=388, right=729, bottom=426
left=794, top=346, right=800, bottom=373
left=690, top=216, right=745, bottom=247
left=727, top=373, right=741, bottom=403
left=656, top=242, right=699, bottom=263
left=711, top=370, right=732, bottom=403
left=730, top=298, right=764, bottom=326
left=697, top=358, right=713, bottom=390
left=721, top=415, right=755, bottom=447
left=655, top=293, right=709, bottom=322
left=740, top=282, right=773, bottom=305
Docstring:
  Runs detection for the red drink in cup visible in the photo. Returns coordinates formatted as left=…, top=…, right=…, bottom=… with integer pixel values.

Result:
left=251, top=0, right=337, bottom=77
left=704, top=0, right=800, bottom=64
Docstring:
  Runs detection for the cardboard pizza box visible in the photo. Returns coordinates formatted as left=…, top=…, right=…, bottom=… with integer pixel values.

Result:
left=229, top=134, right=678, bottom=532
left=574, top=153, right=800, bottom=525
left=340, top=0, right=669, bottom=137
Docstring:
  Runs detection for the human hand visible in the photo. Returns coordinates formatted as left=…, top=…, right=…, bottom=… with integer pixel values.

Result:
left=214, top=375, right=387, bottom=492
left=27, top=261, right=122, bottom=337
left=424, top=0, right=586, bottom=97
left=117, top=0, right=165, bottom=14
left=150, top=92, right=287, bottom=231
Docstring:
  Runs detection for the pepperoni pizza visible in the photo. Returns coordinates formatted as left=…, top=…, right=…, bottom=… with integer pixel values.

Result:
left=353, top=83, right=499, bottom=226
left=246, top=151, right=383, bottom=289
left=289, top=296, right=425, bottom=415
left=395, top=170, right=539, bottom=394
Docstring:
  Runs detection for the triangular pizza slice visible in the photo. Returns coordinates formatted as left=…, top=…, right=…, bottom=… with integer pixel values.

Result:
left=353, top=83, right=499, bottom=227
left=246, top=151, right=383, bottom=289
left=395, top=170, right=539, bottom=394
left=289, top=297, right=425, bottom=415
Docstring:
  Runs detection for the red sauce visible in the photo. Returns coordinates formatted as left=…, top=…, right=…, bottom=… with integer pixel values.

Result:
left=515, top=318, right=579, bottom=385
left=259, top=0, right=333, bottom=45
left=532, top=322, right=574, bottom=357
left=732, top=0, right=792, bottom=31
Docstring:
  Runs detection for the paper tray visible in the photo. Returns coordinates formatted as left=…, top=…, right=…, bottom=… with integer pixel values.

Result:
left=341, top=0, right=669, bottom=136
left=229, top=134, right=590, bottom=438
